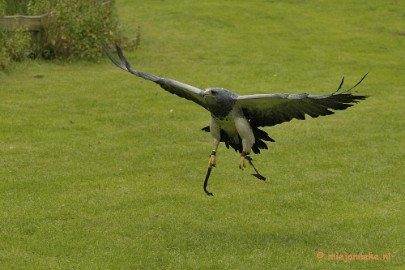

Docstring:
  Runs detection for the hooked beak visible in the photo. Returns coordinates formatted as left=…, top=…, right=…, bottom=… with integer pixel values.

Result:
left=203, top=90, right=211, bottom=97
left=202, top=90, right=212, bottom=100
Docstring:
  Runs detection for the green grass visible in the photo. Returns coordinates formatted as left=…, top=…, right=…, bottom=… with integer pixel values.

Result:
left=1, top=0, right=404, bottom=269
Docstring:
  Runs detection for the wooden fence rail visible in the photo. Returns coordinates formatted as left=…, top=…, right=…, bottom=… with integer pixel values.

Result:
left=0, top=14, right=49, bottom=45
left=0, top=14, right=48, bottom=31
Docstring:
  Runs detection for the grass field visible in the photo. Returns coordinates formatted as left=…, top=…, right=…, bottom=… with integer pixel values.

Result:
left=1, top=0, right=404, bottom=269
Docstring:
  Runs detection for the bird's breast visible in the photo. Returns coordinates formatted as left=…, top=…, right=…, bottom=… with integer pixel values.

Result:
left=213, top=116, right=240, bottom=144
left=205, top=101, right=234, bottom=119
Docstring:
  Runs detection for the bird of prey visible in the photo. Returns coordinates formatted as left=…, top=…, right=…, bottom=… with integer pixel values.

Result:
left=106, top=46, right=368, bottom=196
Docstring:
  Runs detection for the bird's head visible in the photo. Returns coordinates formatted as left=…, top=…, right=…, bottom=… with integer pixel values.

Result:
left=203, top=88, right=236, bottom=101
left=203, top=88, right=237, bottom=118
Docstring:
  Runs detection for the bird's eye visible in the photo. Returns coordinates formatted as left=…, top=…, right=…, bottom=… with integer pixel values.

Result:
left=211, top=90, right=217, bottom=95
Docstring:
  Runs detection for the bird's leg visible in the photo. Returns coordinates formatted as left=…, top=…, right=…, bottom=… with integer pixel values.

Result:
left=208, top=123, right=220, bottom=168
left=239, top=151, right=248, bottom=170
left=208, top=141, right=219, bottom=168
left=208, top=150, right=216, bottom=167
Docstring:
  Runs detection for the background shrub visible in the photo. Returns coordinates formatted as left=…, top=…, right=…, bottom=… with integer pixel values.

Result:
left=0, top=0, right=32, bottom=68
left=1, top=29, right=32, bottom=60
left=0, top=0, right=32, bottom=14
left=44, top=0, right=121, bottom=60
left=0, top=0, right=131, bottom=69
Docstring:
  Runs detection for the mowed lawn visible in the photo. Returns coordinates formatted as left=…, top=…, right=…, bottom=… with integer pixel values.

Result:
left=1, top=0, right=404, bottom=269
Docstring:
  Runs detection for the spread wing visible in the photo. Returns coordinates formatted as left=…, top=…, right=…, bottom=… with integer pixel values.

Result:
left=235, top=74, right=368, bottom=127
left=105, top=46, right=207, bottom=109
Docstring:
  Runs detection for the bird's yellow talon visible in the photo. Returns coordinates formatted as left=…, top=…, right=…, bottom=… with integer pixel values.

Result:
left=239, top=151, right=248, bottom=170
left=209, top=154, right=216, bottom=167
left=239, top=156, right=246, bottom=170
left=208, top=150, right=217, bottom=167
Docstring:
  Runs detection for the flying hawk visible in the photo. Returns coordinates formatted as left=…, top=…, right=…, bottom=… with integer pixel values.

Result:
left=106, top=46, right=368, bottom=196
